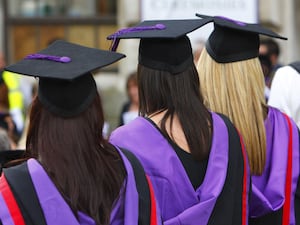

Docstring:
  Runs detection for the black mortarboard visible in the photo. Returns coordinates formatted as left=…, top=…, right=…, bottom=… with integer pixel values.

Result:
left=4, top=40, right=125, bottom=117
left=196, top=14, right=287, bottom=63
left=107, top=19, right=213, bottom=74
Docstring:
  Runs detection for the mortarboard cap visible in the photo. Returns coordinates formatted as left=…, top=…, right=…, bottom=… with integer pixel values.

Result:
left=196, top=14, right=287, bottom=63
left=5, top=40, right=125, bottom=117
left=107, top=19, right=212, bottom=74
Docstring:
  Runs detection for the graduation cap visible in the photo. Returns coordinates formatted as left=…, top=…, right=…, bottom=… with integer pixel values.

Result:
left=107, top=18, right=213, bottom=74
left=4, top=40, right=125, bottom=117
left=196, top=14, right=287, bottom=63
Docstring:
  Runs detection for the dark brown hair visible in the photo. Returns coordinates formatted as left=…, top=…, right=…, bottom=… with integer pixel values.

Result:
left=138, top=64, right=212, bottom=161
left=26, top=93, right=126, bottom=225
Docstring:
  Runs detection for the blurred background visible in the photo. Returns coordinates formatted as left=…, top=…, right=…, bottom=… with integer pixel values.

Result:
left=0, top=0, right=299, bottom=135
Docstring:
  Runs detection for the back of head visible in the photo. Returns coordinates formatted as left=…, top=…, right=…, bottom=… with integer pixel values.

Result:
left=108, top=19, right=213, bottom=161
left=5, top=40, right=126, bottom=225
left=260, top=38, right=281, bottom=68
left=6, top=41, right=125, bottom=161
left=198, top=48, right=267, bottom=175
left=138, top=59, right=212, bottom=161
left=138, top=61, right=201, bottom=116
left=139, top=34, right=214, bottom=160
left=196, top=15, right=287, bottom=174
left=260, top=38, right=280, bottom=57
left=5, top=40, right=125, bottom=118
left=137, top=35, right=200, bottom=114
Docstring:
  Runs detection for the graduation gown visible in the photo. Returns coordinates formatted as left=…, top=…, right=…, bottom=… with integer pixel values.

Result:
left=110, top=112, right=250, bottom=225
left=249, top=107, right=300, bottom=225
left=0, top=147, right=161, bottom=225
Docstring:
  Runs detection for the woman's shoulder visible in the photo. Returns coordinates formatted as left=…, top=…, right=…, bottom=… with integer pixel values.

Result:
left=211, top=112, right=240, bottom=136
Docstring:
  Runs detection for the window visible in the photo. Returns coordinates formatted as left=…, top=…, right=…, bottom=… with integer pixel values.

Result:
left=3, top=0, right=118, bottom=71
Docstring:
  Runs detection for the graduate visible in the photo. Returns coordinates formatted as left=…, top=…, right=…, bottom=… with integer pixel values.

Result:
left=268, top=61, right=300, bottom=128
left=195, top=14, right=300, bottom=225
left=108, top=19, right=250, bottom=225
left=0, top=40, right=161, bottom=225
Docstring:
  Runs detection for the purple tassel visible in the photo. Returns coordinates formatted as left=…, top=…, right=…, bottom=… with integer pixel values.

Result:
left=216, top=16, right=246, bottom=26
left=25, top=53, right=71, bottom=63
left=108, top=23, right=166, bottom=51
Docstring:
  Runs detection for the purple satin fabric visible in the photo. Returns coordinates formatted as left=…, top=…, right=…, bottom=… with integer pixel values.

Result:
left=27, top=146, right=146, bottom=225
left=0, top=149, right=161, bottom=225
left=110, top=113, right=230, bottom=225
left=215, top=16, right=247, bottom=26
left=111, top=146, right=162, bottom=225
left=28, top=159, right=95, bottom=225
left=250, top=107, right=299, bottom=224
left=110, top=146, right=139, bottom=225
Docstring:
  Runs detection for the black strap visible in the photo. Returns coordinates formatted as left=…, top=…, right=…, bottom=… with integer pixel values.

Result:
left=120, top=148, right=151, bottom=225
left=3, top=162, right=47, bottom=225
left=289, top=61, right=300, bottom=73
left=0, top=150, right=25, bottom=174
left=208, top=113, right=246, bottom=225
left=3, top=152, right=153, bottom=225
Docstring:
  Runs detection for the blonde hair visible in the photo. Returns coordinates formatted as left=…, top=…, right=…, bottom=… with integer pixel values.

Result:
left=197, top=48, right=267, bottom=175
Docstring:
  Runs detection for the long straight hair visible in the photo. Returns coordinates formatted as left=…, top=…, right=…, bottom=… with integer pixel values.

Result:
left=26, top=93, right=126, bottom=225
left=138, top=64, right=212, bottom=161
left=197, top=48, right=267, bottom=175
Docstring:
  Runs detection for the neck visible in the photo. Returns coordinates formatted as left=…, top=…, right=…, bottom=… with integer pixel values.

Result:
left=148, top=111, right=190, bottom=153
